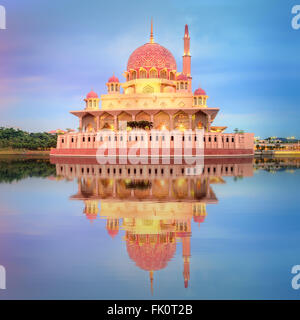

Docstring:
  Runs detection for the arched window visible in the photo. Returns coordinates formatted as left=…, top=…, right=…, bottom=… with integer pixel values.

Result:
left=160, top=70, right=167, bottom=79
left=139, top=69, right=146, bottom=78
left=185, top=82, right=188, bottom=90
left=93, top=100, right=96, bottom=107
left=198, top=97, right=203, bottom=105
left=180, top=82, right=184, bottom=90
left=131, top=70, right=137, bottom=80
left=149, top=69, right=158, bottom=78
left=116, top=84, right=118, bottom=91
left=111, top=84, right=114, bottom=91
left=89, top=101, right=92, bottom=108
left=194, top=97, right=197, bottom=105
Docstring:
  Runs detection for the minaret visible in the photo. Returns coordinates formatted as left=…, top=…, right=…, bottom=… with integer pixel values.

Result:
left=182, top=24, right=191, bottom=76
left=182, top=236, right=191, bottom=288
left=150, top=18, right=154, bottom=43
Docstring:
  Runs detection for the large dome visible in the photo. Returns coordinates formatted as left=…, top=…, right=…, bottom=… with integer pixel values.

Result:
left=127, top=42, right=177, bottom=72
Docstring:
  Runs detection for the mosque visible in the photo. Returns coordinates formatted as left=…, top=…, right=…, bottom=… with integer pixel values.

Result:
left=50, top=21, right=254, bottom=158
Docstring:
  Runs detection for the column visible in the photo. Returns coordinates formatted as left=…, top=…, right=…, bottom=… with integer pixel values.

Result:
left=114, top=115, right=118, bottom=131
left=169, top=113, right=174, bottom=130
left=96, top=116, right=100, bottom=131
left=188, top=114, right=192, bottom=130
left=79, top=117, right=83, bottom=132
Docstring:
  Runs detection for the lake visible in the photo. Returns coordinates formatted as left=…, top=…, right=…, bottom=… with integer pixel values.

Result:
left=0, top=156, right=299, bottom=299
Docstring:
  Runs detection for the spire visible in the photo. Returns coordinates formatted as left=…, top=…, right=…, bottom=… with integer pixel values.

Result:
left=150, top=18, right=154, bottom=43
left=149, top=271, right=154, bottom=295
left=184, top=24, right=189, bottom=38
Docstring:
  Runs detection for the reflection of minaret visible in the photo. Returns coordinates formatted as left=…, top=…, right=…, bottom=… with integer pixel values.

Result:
left=182, top=223, right=191, bottom=288
left=149, top=270, right=154, bottom=295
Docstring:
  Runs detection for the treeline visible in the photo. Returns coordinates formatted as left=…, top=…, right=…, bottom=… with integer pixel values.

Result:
left=0, top=159, right=56, bottom=183
left=0, top=127, right=58, bottom=150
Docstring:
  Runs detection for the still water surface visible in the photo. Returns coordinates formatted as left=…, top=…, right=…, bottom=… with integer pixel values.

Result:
left=0, top=156, right=299, bottom=299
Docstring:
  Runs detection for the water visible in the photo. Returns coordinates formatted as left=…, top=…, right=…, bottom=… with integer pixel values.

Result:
left=0, top=156, right=299, bottom=300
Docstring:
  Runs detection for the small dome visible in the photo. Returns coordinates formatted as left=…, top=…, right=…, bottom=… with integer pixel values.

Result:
left=177, top=74, right=188, bottom=81
left=86, top=90, right=98, bottom=99
left=194, top=88, right=206, bottom=96
left=108, top=75, right=119, bottom=83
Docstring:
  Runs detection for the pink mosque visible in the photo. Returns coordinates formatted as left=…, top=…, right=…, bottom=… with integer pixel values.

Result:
left=50, top=21, right=254, bottom=158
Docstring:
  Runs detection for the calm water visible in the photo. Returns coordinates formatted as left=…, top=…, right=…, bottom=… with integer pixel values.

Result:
left=0, top=156, right=300, bottom=300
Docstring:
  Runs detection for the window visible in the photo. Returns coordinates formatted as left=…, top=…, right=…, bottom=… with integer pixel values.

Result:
left=141, top=136, right=144, bottom=141
left=156, top=136, right=159, bottom=141
left=160, top=70, right=167, bottom=79
left=139, top=70, right=146, bottom=78
left=170, top=168, right=173, bottom=174
left=195, top=136, right=197, bottom=141
left=149, top=169, right=151, bottom=174
left=82, top=137, right=85, bottom=142
left=71, top=138, right=74, bottom=143
left=232, top=137, right=234, bottom=142
left=177, top=83, right=179, bottom=90
left=131, top=71, right=137, bottom=80
left=120, top=136, right=123, bottom=141
left=180, top=82, right=184, bottom=89
left=208, top=137, right=211, bottom=142
left=62, top=139, right=64, bottom=143
left=150, top=69, right=157, bottom=78
left=111, top=84, right=114, bottom=91
left=185, top=82, right=188, bottom=90
left=170, top=72, right=175, bottom=80
left=119, top=169, right=122, bottom=174
left=128, top=169, right=130, bottom=174
left=88, top=137, right=90, bottom=142
left=194, top=97, right=197, bottom=105
left=171, top=136, right=174, bottom=141
left=129, top=136, right=131, bottom=141
left=226, top=137, right=229, bottom=142
left=135, top=136, right=138, bottom=141
left=214, top=137, right=217, bottom=142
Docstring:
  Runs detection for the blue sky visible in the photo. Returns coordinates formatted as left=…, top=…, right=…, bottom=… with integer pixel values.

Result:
left=0, top=0, right=299, bottom=137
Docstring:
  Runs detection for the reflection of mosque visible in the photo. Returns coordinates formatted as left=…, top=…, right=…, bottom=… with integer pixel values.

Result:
left=52, top=157, right=253, bottom=292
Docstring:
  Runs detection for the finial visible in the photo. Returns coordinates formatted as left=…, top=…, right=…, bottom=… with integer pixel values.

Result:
left=150, top=271, right=154, bottom=295
left=184, top=24, right=189, bottom=37
left=150, top=18, right=154, bottom=43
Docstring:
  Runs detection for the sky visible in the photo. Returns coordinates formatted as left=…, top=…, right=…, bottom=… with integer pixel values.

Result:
left=0, top=0, right=299, bottom=138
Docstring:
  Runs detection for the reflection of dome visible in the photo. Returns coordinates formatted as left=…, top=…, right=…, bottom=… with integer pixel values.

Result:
left=107, top=229, right=119, bottom=238
left=127, top=43, right=177, bottom=71
left=86, top=90, right=98, bottom=99
left=194, top=88, right=206, bottom=96
left=126, top=238, right=176, bottom=271
left=108, top=75, right=119, bottom=83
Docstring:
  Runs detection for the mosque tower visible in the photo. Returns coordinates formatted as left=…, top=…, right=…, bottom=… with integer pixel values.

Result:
left=182, top=24, right=191, bottom=77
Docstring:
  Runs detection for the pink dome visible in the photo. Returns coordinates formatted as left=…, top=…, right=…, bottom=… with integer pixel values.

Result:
left=194, top=88, right=206, bottom=96
left=127, top=42, right=177, bottom=71
left=86, top=90, right=98, bottom=99
left=177, top=74, right=188, bottom=81
left=108, top=75, right=119, bottom=83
